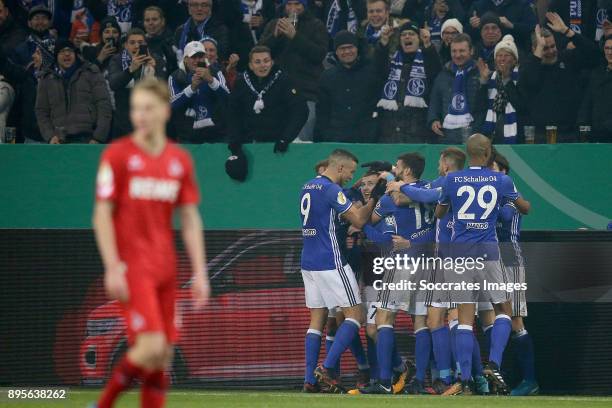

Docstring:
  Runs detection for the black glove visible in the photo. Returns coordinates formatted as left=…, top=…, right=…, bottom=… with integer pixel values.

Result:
left=361, top=161, right=392, bottom=172
left=273, top=139, right=289, bottom=153
left=225, top=143, right=248, bottom=182
left=370, top=179, right=387, bottom=202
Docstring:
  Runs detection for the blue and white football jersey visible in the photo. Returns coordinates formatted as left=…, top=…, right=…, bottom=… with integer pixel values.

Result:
left=497, top=200, right=524, bottom=266
left=300, top=175, right=353, bottom=271
left=439, top=166, right=519, bottom=258
left=375, top=181, right=435, bottom=248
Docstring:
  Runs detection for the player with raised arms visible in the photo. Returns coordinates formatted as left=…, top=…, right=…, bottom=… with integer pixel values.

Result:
left=435, top=134, right=529, bottom=395
left=300, top=149, right=385, bottom=393
left=92, top=78, right=210, bottom=408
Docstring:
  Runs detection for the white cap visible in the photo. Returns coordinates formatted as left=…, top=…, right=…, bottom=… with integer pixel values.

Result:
left=494, top=34, right=519, bottom=61
left=441, top=18, right=463, bottom=35
left=183, top=41, right=205, bottom=58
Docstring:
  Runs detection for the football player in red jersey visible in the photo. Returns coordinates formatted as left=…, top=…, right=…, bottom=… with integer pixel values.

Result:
left=92, top=78, right=210, bottom=408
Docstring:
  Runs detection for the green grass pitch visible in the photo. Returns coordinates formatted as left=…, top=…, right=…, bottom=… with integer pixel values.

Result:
left=4, top=390, right=612, bottom=408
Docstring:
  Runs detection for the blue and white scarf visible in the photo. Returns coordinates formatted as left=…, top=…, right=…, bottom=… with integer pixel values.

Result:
left=241, top=0, right=263, bottom=21
left=27, top=33, right=56, bottom=70
left=120, top=48, right=132, bottom=71
left=364, top=24, right=382, bottom=44
left=241, top=0, right=263, bottom=43
left=120, top=48, right=153, bottom=88
left=107, top=0, right=133, bottom=33
left=596, top=7, right=608, bottom=41
left=326, top=0, right=358, bottom=37
left=178, top=17, right=211, bottom=58
left=429, top=16, right=442, bottom=47
left=569, top=0, right=582, bottom=34
left=482, top=68, right=519, bottom=143
left=170, top=70, right=229, bottom=129
left=442, top=61, right=475, bottom=129
left=377, top=49, right=428, bottom=110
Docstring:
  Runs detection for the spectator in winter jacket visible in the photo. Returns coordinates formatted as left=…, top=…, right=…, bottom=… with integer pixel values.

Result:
left=474, top=12, right=504, bottom=69
left=0, top=0, right=27, bottom=55
left=228, top=45, right=307, bottom=148
left=519, top=13, right=601, bottom=142
left=108, top=28, right=167, bottom=137
left=259, top=0, right=328, bottom=141
left=315, top=30, right=384, bottom=142
left=143, top=6, right=178, bottom=75
left=480, top=34, right=525, bottom=144
left=577, top=34, right=612, bottom=143
left=35, top=40, right=112, bottom=143
left=81, top=17, right=122, bottom=74
left=468, top=0, right=536, bottom=50
left=174, top=0, right=230, bottom=62
left=427, top=33, right=488, bottom=144
left=376, top=22, right=442, bottom=143
left=169, top=41, right=229, bottom=143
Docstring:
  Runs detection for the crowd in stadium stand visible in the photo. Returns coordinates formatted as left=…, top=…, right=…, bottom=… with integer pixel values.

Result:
left=0, top=0, right=611, bottom=148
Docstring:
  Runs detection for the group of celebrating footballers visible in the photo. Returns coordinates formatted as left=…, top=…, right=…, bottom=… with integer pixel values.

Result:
left=299, top=137, right=539, bottom=397
left=88, top=75, right=541, bottom=408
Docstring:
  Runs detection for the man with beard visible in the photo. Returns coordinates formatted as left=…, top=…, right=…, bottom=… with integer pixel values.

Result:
left=13, top=5, right=56, bottom=70
left=82, top=17, right=122, bottom=74
left=376, top=21, right=441, bottom=143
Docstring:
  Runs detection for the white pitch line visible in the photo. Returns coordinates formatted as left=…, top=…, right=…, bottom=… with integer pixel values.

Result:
left=66, top=390, right=612, bottom=402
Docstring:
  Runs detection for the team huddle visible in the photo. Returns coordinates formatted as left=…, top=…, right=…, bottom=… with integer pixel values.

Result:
left=299, top=134, right=537, bottom=396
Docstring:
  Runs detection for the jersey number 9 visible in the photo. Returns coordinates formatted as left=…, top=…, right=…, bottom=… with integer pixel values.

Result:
left=301, top=193, right=311, bottom=226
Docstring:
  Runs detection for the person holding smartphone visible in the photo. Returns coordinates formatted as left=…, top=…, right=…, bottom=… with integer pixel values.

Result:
left=168, top=41, right=230, bottom=143
left=82, top=17, right=122, bottom=73
left=108, top=27, right=167, bottom=138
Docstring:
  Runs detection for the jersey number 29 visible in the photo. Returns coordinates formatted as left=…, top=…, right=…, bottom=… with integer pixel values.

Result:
left=456, top=185, right=497, bottom=220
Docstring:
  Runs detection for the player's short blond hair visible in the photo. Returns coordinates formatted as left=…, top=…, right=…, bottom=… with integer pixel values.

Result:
left=133, top=78, right=170, bottom=104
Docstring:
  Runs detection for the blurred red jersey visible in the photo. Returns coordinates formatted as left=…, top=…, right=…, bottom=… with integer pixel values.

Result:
left=95, top=137, right=200, bottom=281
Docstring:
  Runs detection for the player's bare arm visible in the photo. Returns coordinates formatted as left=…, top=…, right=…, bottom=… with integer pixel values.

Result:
left=180, top=204, right=211, bottom=309
left=93, top=200, right=129, bottom=302
left=390, top=191, right=411, bottom=207
left=435, top=203, right=449, bottom=219
left=342, top=198, right=377, bottom=229
left=514, top=196, right=531, bottom=215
